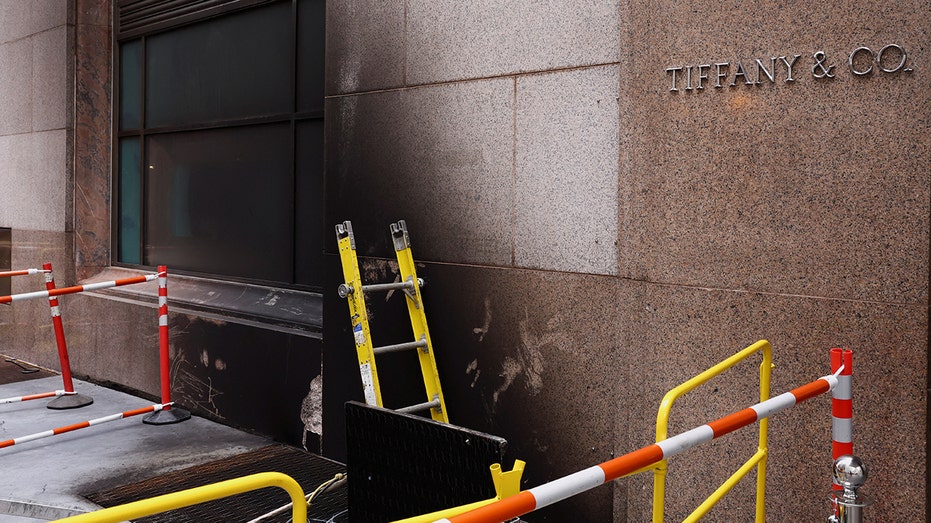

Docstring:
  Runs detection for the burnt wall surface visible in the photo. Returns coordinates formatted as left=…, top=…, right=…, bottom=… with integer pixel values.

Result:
left=324, top=1, right=928, bottom=521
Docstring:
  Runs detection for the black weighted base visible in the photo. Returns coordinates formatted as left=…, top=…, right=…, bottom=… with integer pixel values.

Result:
left=143, top=407, right=192, bottom=425
left=46, top=393, right=94, bottom=410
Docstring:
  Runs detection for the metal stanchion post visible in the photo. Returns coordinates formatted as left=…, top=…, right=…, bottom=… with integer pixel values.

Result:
left=828, top=455, right=872, bottom=523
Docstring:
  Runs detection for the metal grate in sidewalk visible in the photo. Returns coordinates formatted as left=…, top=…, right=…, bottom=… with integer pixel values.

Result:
left=85, top=444, right=347, bottom=522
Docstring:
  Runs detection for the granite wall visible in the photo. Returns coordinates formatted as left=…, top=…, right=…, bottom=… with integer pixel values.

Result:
left=324, top=1, right=928, bottom=521
left=0, top=0, right=75, bottom=370
left=0, top=0, right=925, bottom=521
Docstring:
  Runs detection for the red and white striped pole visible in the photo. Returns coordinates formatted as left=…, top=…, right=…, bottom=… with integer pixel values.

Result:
left=142, top=266, right=190, bottom=425
left=434, top=371, right=841, bottom=523
left=0, top=390, right=74, bottom=404
left=0, top=403, right=171, bottom=449
left=0, top=268, right=48, bottom=278
left=0, top=273, right=157, bottom=304
left=830, top=348, right=853, bottom=462
left=830, top=348, right=853, bottom=503
left=43, top=263, right=93, bottom=410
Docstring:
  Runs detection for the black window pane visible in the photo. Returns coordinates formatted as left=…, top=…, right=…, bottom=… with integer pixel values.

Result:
left=297, top=0, right=325, bottom=114
left=144, top=124, right=293, bottom=282
left=119, top=39, right=142, bottom=130
left=296, top=119, right=324, bottom=286
left=119, top=137, right=142, bottom=264
left=145, top=1, right=292, bottom=128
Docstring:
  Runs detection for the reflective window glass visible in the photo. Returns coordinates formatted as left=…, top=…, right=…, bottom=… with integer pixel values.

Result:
left=119, top=138, right=142, bottom=264
left=119, top=40, right=142, bottom=130
left=145, top=124, right=292, bottom=282
left=145, top=1, right=292, bottom=128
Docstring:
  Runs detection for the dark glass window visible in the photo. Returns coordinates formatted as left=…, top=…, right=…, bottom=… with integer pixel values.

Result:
left=145, top=2, right=292, bottom=128
left=119, top=40, right=142, bottom=130
left=119, top=137, right=142, bottom=264
left=145, top=124, right=292, bottom=281
left=116, top=0, right=325, bottom=289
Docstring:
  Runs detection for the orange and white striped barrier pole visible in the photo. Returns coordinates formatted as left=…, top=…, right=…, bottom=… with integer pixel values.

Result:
left=0, top=266, right=92, bottom=409
left=434, top=370, right=842, bottom=523
left=142, top=266, right=190, bottom=425
left=0, top=268, right=49, bottom=278
left=0, top=273, right=157, bottom=304
left=831, top=348, right=853, bottom=481
left=0, top=390, right=74, bottom=404
left=828, top=348, right=871, bottom=522
left=0, top=403, right=171, bottom=449
left=43, top=263, right=93, bottom=410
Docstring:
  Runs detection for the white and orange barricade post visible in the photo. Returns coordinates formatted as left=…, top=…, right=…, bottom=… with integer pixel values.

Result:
left=43, top=262, right=94, bottom=410
left=431, top=370, right=842, bottom=523
left=0, top=266, right=88, bottom=408
left=830, top=348, right=853, bottom=480
left=828, top=348, right=872, bottom=522
left=0, top=267, right=190, bottom=426
left=142, top=265, right=190, bottom=425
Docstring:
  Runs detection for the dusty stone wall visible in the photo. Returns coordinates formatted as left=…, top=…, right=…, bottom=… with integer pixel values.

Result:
left=324, top=1, right=928, bottom=521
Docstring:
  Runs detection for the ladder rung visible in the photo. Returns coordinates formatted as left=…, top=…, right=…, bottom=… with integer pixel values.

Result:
left=396, top=398, right=441, bottom=415
left=373, top=339, right=428, bottom=355
left=362, top=280, right=417, bottom=293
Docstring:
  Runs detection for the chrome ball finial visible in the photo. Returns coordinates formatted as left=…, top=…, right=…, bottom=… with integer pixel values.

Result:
left=833, top=455, right=867, bottom=491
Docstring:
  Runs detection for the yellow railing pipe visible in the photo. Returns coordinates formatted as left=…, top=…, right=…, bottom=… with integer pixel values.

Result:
left=652, top=339, right=773, bottom=523
left=51, top=472, right=307, bottom=523
left=683, top=448, right=767, bottom=522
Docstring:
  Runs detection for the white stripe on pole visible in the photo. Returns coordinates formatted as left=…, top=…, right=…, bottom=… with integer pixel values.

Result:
left=832, top=417, right=852, bottom=443
left=529, top=466, right=606, bottom=508
left=656, top=425, right=714, bottom=456
left=750, top=391, right=797, bottom=419
left=833, top=374, right=851, bottom=400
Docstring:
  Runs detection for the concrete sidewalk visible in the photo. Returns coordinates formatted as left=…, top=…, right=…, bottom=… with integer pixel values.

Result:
left=0, top=376, right=270, bottom=522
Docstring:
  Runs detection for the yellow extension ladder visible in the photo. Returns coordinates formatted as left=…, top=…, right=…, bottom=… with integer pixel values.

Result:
left=335, top=220, right=448, bottom=423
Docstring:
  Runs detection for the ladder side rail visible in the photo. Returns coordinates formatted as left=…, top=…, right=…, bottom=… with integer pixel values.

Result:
left=390, top=220, right=448, bottom=423
left=335, top=222, right=383, bottom=407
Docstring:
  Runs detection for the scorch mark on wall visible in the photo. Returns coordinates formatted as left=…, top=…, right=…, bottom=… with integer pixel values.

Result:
left=472, top=297, right=492, bottom=342
left=480, top=306, right=569, bottom=413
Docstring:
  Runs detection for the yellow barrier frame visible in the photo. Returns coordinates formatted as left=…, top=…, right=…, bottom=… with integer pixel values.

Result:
left=391, top=460, right=526, bottom=523
left=652, top=340, right=773, bottom=522
left=51, top=472, right=307, bottom=523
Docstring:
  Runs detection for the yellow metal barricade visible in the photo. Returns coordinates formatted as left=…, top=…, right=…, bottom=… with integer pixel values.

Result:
left=51, top=472, right=307, bottom=523
left=652, top=339, right=773, bottom=522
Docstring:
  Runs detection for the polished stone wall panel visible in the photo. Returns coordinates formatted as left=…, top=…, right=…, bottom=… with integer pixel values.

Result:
left=515, top=65, right=620, bottom=274
left=406, top=0, right=620, bottom=85
left=325, top=79, right=514, bottom=265
left=325, top=0, right=405, bottom=94
left=74, top=0, right=112, bottom=278
left=32, top=25, right=69, bottom=132
left=0, top=0, right=69, bottom=44
left=0, top=37, right=34, bottom=136
left=0, top=131, right=69, bottom=232
left=623, top=0, right=930, bottom=304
